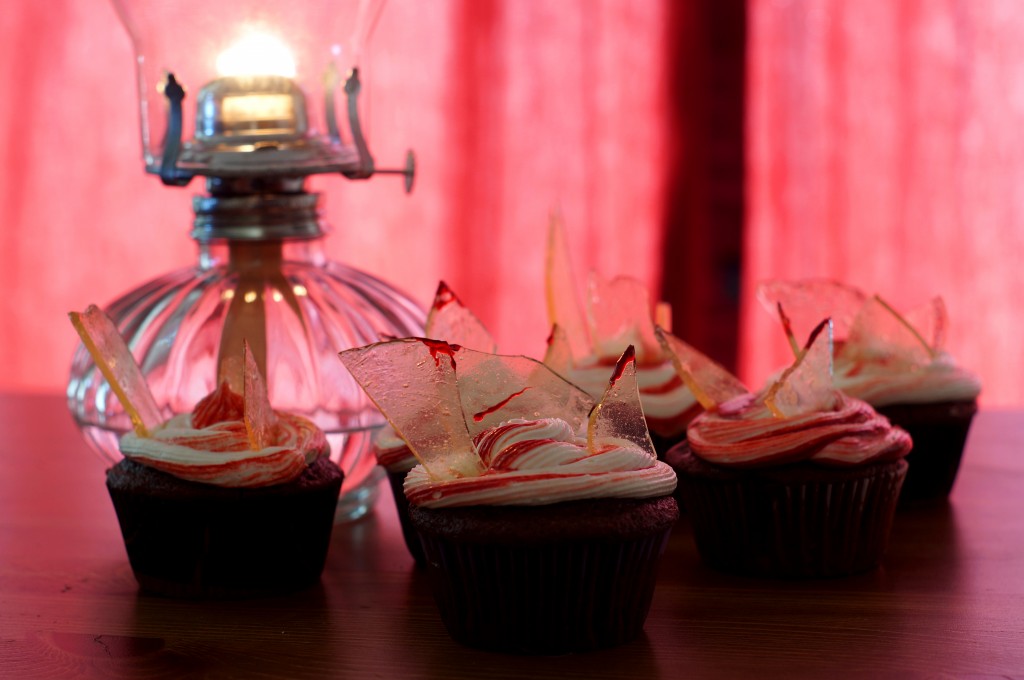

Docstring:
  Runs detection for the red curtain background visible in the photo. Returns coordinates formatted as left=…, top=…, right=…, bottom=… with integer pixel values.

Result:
left=742, top=0, right=1024, bottom=407
left=2, top=0, right=1021, bottom=408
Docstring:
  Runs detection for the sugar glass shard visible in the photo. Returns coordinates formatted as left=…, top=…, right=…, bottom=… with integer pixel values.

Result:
left=69, top=305, right=162, bottom=437
left=455, top=348, right=595, bottom=438
left=542, top=324, right=573, bottom=374
left=587, top=346, right=655, bottom=457
left=339, top=338, right=481, bottom=479
left=243, top=339, right=278, bottom=451
left=586, top=273, right=662, bottom=362
left=425, top=281, right=497, bottom=352
left=763, top=319, right=837, bottom=418
left=901, top=296, right=947, bottom=355
left=654, top=301, right=673, bottom=333
left=757, top=280, right=867, bottom=342
left=846, top=295, right=934, bottom=367
left=777, top=303, right=801, bottom=358
left=545, top=212, right=592, bottom=362
left=655, top=327, right=747, bottom=410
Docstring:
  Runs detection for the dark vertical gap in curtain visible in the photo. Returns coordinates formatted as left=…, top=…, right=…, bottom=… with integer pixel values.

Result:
left=660, top=0, right=746, bottom=371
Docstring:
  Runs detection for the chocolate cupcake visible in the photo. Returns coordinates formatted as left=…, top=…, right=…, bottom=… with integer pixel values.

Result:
left=372, top=424, right=424, bottom=565
left=341, top=339, right=678, bottom=654
left=660, top=319, right=911, bottom=578
left=872, top=400, right=977, bottom=501
left=70, top=306, right=342, bottom=598
left=758, top=281, right=981, bottom=503
left=107, top=455, right=341, bottom=598
left=410, top=496, right=677, bottom=654
left=114, top=383, right=341, bottom=597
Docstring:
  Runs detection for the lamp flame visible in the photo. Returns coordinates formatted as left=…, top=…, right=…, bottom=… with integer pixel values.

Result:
left=216, top=31, right=297, bottom=78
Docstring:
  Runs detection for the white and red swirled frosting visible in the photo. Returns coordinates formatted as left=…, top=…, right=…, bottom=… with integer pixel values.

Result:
left=403, top=418, right=677, bottom=508
left=372, top=424, right=417, bottom=474
left=119, top=383, right=329, bottom=488
left=834, top=350, right=981, bottom=408
left=686, top=392, right=911, bottom=468
left=567, top=356, right=700, bottom=439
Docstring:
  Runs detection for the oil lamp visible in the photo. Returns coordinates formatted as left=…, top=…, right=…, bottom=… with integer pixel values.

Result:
left=66, top=0, right=423, bottom=520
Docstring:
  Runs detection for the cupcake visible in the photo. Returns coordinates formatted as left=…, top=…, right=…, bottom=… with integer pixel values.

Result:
left=543, top=215, right=700, bottom=454
left=340, top=339, right=678, bottom=654
left=370, top=281, right=498, bottom=566
left=372, top=424, right=424, bottom=564
left=758, top=280, right=981, bottom=502
left=659, top=320, right=911, bottom=578
left=71, top=306, right=342, bottom=598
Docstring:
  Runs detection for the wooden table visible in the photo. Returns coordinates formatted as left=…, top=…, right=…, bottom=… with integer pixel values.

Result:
left=1, top=393, right=1022, bottom=678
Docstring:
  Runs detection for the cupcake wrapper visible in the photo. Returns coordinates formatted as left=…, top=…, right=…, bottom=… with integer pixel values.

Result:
left=417, top=530, right=672, bottom=655
left=876, top=401, right=977, bottom=503
left=106, top=458, right=343, bottom=598
left=410, top=497, right=678, bottom=654
left=385, top=468, right=426, bottom=566
left=675, top=456, right=907, bottom=578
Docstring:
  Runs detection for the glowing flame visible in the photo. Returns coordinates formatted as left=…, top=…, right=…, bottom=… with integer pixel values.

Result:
left=216, top=32, right=297, bottom=78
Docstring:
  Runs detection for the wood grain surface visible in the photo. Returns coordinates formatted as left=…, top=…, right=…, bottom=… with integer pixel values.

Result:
left=1, top=394, right=1022, bottom=678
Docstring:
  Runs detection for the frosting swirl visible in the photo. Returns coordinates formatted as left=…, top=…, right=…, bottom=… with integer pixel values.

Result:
left=834, top=350, right=982, bottom=407
left=687, top=392, right=911, bottom=468
left=404, top=418, right=677, bottom=508
left=119, top=385, right=329, bottom=488
left=568, top=357, right=699, bottom=438
left=373, top=423, right=417, bottom=473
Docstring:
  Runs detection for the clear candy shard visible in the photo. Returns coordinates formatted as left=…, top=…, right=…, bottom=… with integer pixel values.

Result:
left=69, top=304, right=162, bottom=437
left=455, top=348, right=594, bottom=438
left=655, top=327, right=748, bottom=411
left=777, top=302, right=801, bottom=358
left=901, top=296, right=947, bottom=356
left=545, top=211, right=592, bottom=363
left=757, top=279, right=867, bottom=342
left=654, top=301, right=673, bottom=333
left=425, top=281, right=497, bottom=352
left=763, top=318, right=837, bottom=418
left=243, top=339, right=278, bottom=451
left=846, top=295, right=936, bottom=367
left=587, top=346, right=656, bottom=457
left=339, top=338, right=482, bottom=480
left=542, top=324, right=573, bottom=375
left=586, top=273, right=662, bottom=363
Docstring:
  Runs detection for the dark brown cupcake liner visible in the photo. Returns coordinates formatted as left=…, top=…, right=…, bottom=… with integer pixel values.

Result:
left=649, top=430, right=687, bottom=461
left=667, top=445, right=906, bottom=578
left=106, top=457, right=343, bottom=598
left=410, top=497, right=678, bottom=654
left=875, top=400, right=977, bottom=504
left=385, top=467, right=426, bottom=566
